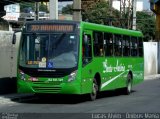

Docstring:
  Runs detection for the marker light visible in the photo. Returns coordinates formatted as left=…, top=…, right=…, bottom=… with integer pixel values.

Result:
left=29, top=77, right=38, bottom=82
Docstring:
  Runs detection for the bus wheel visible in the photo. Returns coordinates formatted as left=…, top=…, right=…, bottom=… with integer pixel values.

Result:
left=124, top=74, right=132, bottom=95
left=90, top=79, right=98, bottom=101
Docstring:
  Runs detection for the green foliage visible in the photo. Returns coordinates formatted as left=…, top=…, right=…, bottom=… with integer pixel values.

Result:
left=62, top=4, right=73, bottom=15
left=82, top=0, right=109, bottom=24
left=61, top=0, right=156, bottom=41
left=20, top=2, right=48, bottom=13
left=82, top=0, right=119, bottom=25
left=136, top=11, right=156, bottom=41
left=62, top=0, right=119, bottom=25
left=19, top=3, right=34, bottom=12
left=39, top=3, right=49, bottom=13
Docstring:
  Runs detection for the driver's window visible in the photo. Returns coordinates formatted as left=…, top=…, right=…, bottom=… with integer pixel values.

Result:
left=82, top=33, right=92, bottom=65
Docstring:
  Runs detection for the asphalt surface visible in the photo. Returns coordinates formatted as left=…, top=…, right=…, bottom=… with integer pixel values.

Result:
left=0, top=77, right=160, bottom=119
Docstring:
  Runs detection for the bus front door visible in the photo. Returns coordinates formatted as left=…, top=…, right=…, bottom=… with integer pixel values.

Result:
left=81, top=31, right=94, bottom=94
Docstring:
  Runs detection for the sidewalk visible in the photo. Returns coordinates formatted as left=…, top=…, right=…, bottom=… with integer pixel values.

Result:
left=144, top=74, right=160, bottom=80
left=0, top=93, right=34, bottom=100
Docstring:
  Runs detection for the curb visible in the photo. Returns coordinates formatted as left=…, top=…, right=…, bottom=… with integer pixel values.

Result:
left=0, top=93, right=34, bottom=100
left=144, top=74, right=160, bottom=80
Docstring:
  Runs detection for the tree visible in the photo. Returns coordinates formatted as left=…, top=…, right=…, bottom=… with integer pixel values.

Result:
left=136, top=11, right=156, bottom=41
left=62, top=4, right=73, bottom=15
left=20, top=2, right=48, bottom=13
left=20, top=3, right=34, bottom=13
left=82, top=0, right=119, bottom=25
left=61, top=0, right=155, bottom=41
left=39, top=2, right=49, bottom=13
left=62, top=0, right=120, bottom=25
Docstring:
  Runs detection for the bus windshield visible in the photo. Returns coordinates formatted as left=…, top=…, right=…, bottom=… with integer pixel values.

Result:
left=19, top=33, right=79, bottom=69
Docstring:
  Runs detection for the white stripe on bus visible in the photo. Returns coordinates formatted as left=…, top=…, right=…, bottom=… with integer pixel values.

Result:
left=101, top=71, right=127, bottom=89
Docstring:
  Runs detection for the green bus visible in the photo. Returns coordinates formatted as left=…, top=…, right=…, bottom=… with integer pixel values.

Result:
left=17, top=20, right=144, bottom=100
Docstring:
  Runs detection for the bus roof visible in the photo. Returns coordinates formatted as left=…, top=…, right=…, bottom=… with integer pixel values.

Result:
left=81, top=21, right=143, bottom=37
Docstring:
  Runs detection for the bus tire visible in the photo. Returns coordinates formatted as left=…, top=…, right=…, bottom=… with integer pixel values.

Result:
left=124, top=74, right=132, bottom=95
left=89, top=78, right=98, bottom=101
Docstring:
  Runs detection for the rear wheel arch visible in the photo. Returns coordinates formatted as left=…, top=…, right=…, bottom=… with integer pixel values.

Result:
left=94, top=72, right=101, bottom=92
left=125, top=70, right=133, bottom=95
left=128, top=70, right=133, bottom=80
left=88, top=72, right=101, bottom=101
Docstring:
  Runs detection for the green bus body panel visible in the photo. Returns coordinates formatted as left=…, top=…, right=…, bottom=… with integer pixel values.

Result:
left=79, top=22, right=143, bottom=94
left=80, top=57, right=143, bottom=93
left=17, top=20, right=144, bottom=95
left=17, top=72, right=82, bottom=94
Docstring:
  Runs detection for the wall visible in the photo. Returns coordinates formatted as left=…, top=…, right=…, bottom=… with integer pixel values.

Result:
left=0, top=31, right=14, bottom=79
left=0, top=18, right=9, bottom=31
left=144, top=42, right=158, bottom=76
left=0, top=31, right=21, bottom=94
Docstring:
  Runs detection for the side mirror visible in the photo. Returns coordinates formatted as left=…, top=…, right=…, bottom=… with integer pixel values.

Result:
left=12, top=30, right=22, bottom=44
left=12, top=33, right=16, bottom=44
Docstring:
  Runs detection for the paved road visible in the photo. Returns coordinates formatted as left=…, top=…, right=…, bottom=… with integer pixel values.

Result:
left=0, top=78, right=160, bottom=118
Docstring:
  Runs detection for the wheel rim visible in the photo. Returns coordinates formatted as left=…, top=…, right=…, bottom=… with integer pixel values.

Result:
left=128, top=81, right=132, bottom=93
left=92, top=83, right=97, bottom=96
left=127, top=74, right=132, bottom=94
left=90, top=80, right=98, bottom=100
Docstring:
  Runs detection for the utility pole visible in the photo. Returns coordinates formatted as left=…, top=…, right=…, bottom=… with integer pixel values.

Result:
left=73, top=0, right=81, bottom=21
left=132, top=0, right=136, bottom=30
left=35, top=2, right=39, bottom=20
left=157, top=13, right=160, bottom=41
left=120, top=0, right=126, bottom=28
left=150, top=0, right=160, bottom=41
left=109, top=0, right=113, bottom=26
left=49, top=0, right=58, bottom=20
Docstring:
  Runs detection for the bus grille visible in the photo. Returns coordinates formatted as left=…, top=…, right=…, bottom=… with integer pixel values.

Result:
left=32, top=86, right=61, bottom=93
left=33, top=81, right=62, bottom=85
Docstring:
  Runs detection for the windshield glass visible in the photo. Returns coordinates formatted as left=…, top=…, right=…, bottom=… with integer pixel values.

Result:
left=19, top=33, right=79, bottom=69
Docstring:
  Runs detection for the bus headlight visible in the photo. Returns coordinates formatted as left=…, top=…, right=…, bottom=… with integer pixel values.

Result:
left=19, top=71, right=25, bottom=81
left=68, top=70, right=77, bottom=82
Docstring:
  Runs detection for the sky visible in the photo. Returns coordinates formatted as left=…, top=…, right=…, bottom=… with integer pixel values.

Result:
left=143, top=0, right=150, bottom=10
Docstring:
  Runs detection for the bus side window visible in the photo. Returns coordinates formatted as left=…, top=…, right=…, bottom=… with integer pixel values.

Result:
left=131, top=37, right=138, bottom=57
left=138, top=37, right=143, bottom=57
left=104, top=33, right=113, bottom=56
left=114, top=35, right=122, bottom=56
left=93, top=32, right=104, bottom=57
left=123, top=36, right=130, bottom=56
left=82, top=34, right=92, bottom=65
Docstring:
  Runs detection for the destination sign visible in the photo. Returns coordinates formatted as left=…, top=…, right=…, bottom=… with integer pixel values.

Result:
left=27, top=24, right=75, bottom=32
